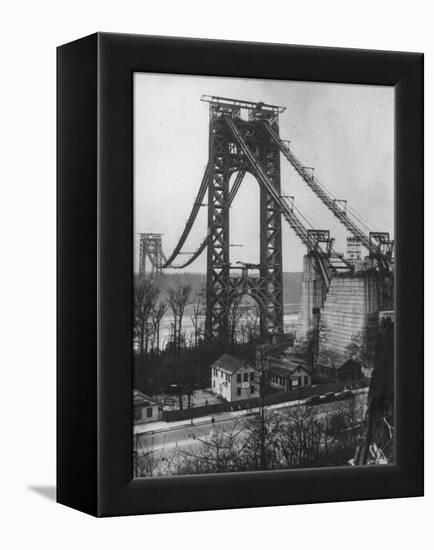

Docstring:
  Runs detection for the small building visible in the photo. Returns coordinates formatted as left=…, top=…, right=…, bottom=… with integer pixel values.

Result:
left=262, top=346, right=312, bottom=392
left=269, top=363, right=312, bottom=391
left=319, top=358, right=362, bottom=382
left=210, top=354, right=259, bottom=402
left=133, top=390, right=160, bottom=424
left=336, top=358, right=362, bottom=381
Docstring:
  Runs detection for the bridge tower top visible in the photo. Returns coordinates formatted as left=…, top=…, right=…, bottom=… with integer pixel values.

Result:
left=201, top=95, right=286, bottom=124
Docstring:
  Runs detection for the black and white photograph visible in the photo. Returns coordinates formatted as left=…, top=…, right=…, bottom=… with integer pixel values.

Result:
left=0, top=0, right=428, bottom=541
left=133, top=74, right=395, bottom=477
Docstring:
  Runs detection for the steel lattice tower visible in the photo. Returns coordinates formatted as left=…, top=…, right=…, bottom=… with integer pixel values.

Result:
left=138, top=233, right=166, bottom=277
left=205, top=98, right=284, bottom=343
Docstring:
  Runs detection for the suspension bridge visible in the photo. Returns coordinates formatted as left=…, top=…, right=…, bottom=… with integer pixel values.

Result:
left=138, top=96, right=394, bottom=347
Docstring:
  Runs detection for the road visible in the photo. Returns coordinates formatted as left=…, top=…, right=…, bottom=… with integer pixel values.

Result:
left=135, top=389, right=368, bottom=459
left=137, top=423, right=213, bottom=454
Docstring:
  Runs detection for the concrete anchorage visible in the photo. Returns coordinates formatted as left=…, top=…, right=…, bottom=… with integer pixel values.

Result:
left=296, top=256, right=394, bottom=367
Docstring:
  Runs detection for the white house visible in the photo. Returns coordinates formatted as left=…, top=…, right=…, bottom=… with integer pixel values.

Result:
left=210, top=354, right=259, bottom=402
left=133, top=390, right=160, bottom=424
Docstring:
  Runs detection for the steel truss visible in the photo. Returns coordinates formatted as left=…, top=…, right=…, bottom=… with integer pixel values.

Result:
left=263, top=121, right=394, bottom=271
left=205, top=100, right=284, bottom=342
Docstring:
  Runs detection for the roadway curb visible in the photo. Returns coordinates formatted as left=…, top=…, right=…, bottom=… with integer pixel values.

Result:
left=135, top=388, right=368, bottom=437
left=135, top=416, right=215, bottom=436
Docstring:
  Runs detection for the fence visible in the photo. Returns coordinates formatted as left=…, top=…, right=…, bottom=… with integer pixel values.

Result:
left=161, top=378, right=369, bottom=422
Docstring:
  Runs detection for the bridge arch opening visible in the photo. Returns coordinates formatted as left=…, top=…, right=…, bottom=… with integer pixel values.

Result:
left=229, top=170, right=261, bottom=266
left=228, top=292, right=261, bottom=345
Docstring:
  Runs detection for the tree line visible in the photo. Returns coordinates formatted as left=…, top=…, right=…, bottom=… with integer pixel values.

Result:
left=134, top=275, right=266, bottom=402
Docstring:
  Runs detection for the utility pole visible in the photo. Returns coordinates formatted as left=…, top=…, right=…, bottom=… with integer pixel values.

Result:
left=256, top=342, right=268, bottom=470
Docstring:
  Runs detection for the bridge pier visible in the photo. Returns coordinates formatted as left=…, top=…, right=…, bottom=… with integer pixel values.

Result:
left=317, top=270, right=393, bottom=365
left=296, top=254, right=394, bottom=367
left=296, top=254, right=328, bottom=339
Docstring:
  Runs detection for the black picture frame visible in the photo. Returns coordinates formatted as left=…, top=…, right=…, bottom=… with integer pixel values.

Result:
left=57, top=32, right=424, bottom=517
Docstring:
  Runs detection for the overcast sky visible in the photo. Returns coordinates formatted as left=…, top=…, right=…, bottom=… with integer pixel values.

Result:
left=134, top=73, right=394, bottom=273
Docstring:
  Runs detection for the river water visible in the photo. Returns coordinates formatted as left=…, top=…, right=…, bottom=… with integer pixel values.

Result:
left=157, top=304, right=299, bottom=349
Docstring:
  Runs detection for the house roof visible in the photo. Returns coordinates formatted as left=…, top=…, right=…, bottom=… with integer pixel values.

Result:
left=270, top=365, right=293, bottom=378
left=261, top=342, right=293, bottom=357
left=337, top=358, right=361, bottom=371
left=211, top=353, right=247, bottom=374
left=133, top=390, right=158, bottom=407
left=268, top=355, right=309, bottom=371
left=270, top=363, right=310, bottom=378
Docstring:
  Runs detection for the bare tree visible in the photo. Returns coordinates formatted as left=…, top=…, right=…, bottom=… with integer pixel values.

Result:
left=255, top=343, right=269, bottom=469
left=238, top=303, right=260, bottom=344
left=228, top=294, right=261, bottom=348
left=228, top=293, right=244, bottom=349
left=318, top=347, right=341, bottom=376
left=168, top=284, right=191, bottom=359
left=134, top=277, right=160, bottom=359
left=274, top=406, right=341, bottom=469
left=190, top=286, right=205, bottom=348
left=345, top=331, right=364, bottom=364
left=328, top=394, right=367, bottom=461
left=243, top=408, right=283, bottom=471
left=301, top=317, right=331, bottom=371
left=138, top=393, right=371, bottom=477
left=246, top=305, right=260, bottom=342
left=150, top=300, right=168, bottom=353
left=178, top=418, right=248, bottom=474
left=354, top=317, right=394, bottom=465
left=135, top=434, right=182, bottom=478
